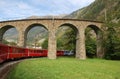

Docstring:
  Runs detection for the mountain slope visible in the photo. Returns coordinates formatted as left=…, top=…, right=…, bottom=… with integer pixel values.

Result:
left=65, top=0, right=120, bottom=23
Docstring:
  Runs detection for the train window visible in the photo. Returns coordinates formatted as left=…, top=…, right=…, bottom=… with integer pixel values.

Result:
left=18, top=48, right=25, bottom=53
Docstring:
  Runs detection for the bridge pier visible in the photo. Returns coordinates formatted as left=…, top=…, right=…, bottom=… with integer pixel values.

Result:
left=48, top=30, right=56, bottom=59
left=97, top=32, right=104, bottom=58
left=18, top=31, right=25, bottom=47
left=76, top=29, right=86, bottom=59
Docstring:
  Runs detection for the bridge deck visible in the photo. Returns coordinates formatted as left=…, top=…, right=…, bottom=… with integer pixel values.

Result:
left=0, top=18, right=103, bottom=23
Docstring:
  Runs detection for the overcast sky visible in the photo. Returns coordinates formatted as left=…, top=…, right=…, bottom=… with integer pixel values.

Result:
left=0, top=0, right=95, bottom=21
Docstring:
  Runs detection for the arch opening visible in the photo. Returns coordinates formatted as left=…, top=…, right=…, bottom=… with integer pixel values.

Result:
left=24, top=24, right=48, bottom=49
left=56, top=23, right=79, bottom=57
left=0, top=25, right=18, bottom=46
left=85, top=25, right=103, bottom=58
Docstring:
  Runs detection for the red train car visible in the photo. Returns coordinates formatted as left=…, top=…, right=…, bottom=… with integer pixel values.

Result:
left=0, top=43, right=73, bottom=64
left=8, top=46, right=27, bottom=59
left=57, top=50, right=64, bottom=56
left=27, top=49, right=47, bottom=57
left=0, top=44, right=8, bottom=63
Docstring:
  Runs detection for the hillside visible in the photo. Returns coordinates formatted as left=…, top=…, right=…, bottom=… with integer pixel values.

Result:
left=65, top=0, right=120, bottom=23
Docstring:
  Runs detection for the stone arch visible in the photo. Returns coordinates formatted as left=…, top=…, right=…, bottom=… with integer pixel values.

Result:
left=24, top=23, right=48, bottom=47
left=58, top=23, right=79, bottom=32
left=56, top=23, right=79, bottom=56
left=0, top=25, right=18, bottom=44
left=85, top=24, right=104, bottom=58
left=86, top=25, right=102, bottom=35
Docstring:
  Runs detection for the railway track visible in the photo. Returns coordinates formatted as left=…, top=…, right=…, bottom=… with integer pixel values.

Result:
left=0, top=60, right=22, bottom=79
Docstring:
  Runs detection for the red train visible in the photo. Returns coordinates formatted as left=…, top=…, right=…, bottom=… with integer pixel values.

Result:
left=0, top=44, right=74, bottom=63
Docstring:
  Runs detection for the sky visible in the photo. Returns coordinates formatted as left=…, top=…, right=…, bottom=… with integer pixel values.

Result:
left=0, top=0, right=95, bottom=21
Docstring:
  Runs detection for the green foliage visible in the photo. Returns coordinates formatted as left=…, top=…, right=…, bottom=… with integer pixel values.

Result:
left=67, top=0, right=120, bottom=22
left=86, top=38, right=96, bottom=58
left=57, top=39, right=64, bottom=50
left=2, top=39, right=9, bottom=44
left=85, top=28, right=97, bottom=58
left=9, top=42, right=17, bottom=46
left=104, top=22, right=120, bottom=60
left=63, top=30, right=76, bottom=50
left=41, top=38, right=48, bottom=49
left=57, top=29, right=76, bottom=51
left=2, top=39, right=17, bottom=46
left=80, top=0, right=105, bottom=20
left=7, top=58, right=120, bottom=79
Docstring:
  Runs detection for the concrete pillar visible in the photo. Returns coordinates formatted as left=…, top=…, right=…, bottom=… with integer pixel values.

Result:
left=97, top=32, right=104, bottom=58
left=76, top=29, right=86, bottom=59
left=18, top=31, right=25, bottom=47
left=48, top=30, right=56, bottom=59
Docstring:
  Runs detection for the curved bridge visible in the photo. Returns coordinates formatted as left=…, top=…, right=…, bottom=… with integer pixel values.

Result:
left=0, top=18, right=104, bottom=59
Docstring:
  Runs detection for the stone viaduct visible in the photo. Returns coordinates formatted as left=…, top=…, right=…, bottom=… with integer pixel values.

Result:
left=0, top=18, right=104, bottom=59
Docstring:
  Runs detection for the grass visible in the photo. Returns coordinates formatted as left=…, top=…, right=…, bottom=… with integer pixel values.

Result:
left=7, top=57, right=120, bottom=79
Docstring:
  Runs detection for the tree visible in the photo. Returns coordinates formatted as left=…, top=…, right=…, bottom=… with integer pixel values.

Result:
left=57, top=29, right=76, bottom=50
left=104, top=22, right=120, bottom=60
left=85, top=28, right=97, bottom=58
left=42, top=38, right=48, bottom=49
left=57, top=39, right=64, bottom=50
left=2, top=39, right=9, bottom=44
